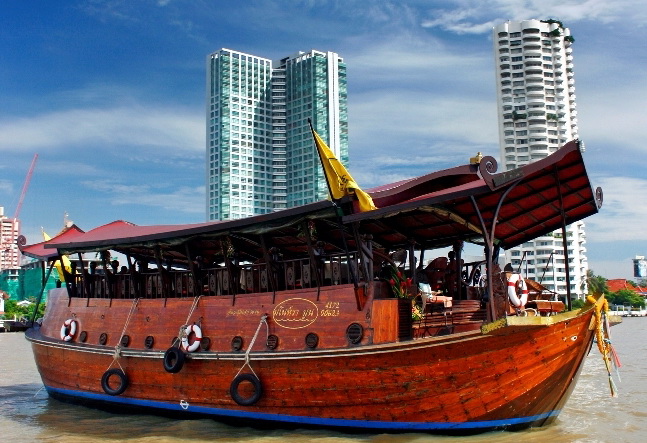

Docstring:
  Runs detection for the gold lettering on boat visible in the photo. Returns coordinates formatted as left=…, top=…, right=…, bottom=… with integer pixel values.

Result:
left=226, top=308, right=261, bottom=316
left=273, top=298, right=319, bottom=329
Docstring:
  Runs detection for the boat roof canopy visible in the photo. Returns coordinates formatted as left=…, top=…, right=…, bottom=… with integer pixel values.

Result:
left=19, top=225, right=86, bottom=260
left=346, top=140, right=602, bottom=251
left=39, top=140, right=601, bottom=264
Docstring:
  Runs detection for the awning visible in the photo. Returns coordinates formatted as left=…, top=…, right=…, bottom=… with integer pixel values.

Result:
left=19, top=225, right=86, bottom=260
left=344, top=140, right=601, bottom=250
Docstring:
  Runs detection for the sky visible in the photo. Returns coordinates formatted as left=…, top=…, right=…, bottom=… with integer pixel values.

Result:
left=1, top=0, right=646, bottom=280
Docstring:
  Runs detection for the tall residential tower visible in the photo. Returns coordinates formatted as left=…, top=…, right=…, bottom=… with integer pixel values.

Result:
left=206, top=49, right=348, bottom=221
left=492, top=19, right=588, bottom=299
left=0, top=206, right=20, bottom=271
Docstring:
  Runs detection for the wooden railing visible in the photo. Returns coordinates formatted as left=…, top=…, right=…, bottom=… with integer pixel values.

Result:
left=68, top=252, right=360, bottom=299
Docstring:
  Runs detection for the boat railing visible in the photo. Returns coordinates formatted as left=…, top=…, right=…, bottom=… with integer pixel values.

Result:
left=67, top=251, right=359, bottom=299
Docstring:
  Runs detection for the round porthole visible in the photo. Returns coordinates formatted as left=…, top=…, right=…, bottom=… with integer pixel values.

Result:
left=232, top=336, right=244, bottom=351
left=200, top=336, right=211, bottom=351
left=79, top=331, right=88, bottom=343
left=99, top=332, right=108, bottom=345
left=120, top=335, right=130, bottom=347
left=346, top=323, right=363, bottom=344
left=266, top=334, right=279, bottom=350
left=305, top=332, right=319, bottom=349
left=144, top=335, right=155, bottom=349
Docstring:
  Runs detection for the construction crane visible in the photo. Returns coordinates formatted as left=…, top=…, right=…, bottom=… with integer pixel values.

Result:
left=13, top=153, right=39, bottom=220
left=0, top=154, right=38, bottom=269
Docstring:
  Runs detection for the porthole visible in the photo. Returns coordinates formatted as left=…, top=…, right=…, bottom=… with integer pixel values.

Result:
left=266, top=334, right=279, bottom=350
left=200, top=336, right=211, bottom=351
left=346, top=323, right=363, bottom=344
left=232, top=336, right=244, bottom=351
left=305, top=332, right=319, bottom=349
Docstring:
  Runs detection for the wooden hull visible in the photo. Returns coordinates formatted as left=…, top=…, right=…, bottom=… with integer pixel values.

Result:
left=26, top=288, right=597, bottom=434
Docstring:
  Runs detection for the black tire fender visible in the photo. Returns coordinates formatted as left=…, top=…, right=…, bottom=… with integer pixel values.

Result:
left=163, top=347, right=186, bottom=373
left=101, top=368, right=128, bottom=396
left=230, top=373, right=263, bottom=406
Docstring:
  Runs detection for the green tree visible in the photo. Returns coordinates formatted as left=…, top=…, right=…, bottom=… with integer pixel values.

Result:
left=1, top=298, right=45, bottom=321
left=586, top=269, right=608, bottom=295
left=607, top=289, right=646, bottom=309
left=571, top=298, right=585, bottom=309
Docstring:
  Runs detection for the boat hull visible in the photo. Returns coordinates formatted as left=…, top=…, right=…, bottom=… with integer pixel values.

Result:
left=27, top=303, right=595, bottom=434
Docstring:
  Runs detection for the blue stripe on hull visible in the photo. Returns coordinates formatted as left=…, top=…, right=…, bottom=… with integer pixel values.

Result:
left=45, top=386, right=560, bottom=432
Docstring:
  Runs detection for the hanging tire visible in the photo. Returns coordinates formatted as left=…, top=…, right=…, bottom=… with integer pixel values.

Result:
left=163, top=347, right=185, bottom=373
left=101, top=368, right=128, bottom=396
left=230, top=373, right=262, bottom=406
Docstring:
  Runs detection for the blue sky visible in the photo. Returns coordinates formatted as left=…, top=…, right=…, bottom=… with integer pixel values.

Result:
left=1, top=0, right=645, bottom=280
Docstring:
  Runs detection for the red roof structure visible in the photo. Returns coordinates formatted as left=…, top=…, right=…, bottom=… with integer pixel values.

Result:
left=607, top=279, right=647, bottom=297
left=19, top=225, right=86, bottom=260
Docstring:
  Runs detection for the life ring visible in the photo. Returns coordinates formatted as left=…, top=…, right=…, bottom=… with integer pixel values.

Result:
left=507, top=273, right=528, bottom=308
left=101, top=368, right=128, bottom=395
left=230, top=373, right=263, bottom=406
left=163, top=347, right=186, bottom=373
left=60, top=319, right=77, bottom=342
left=181, top=324, right=202, bottom=353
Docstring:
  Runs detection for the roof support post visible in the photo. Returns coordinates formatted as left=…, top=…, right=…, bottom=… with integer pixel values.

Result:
left=554, top=166, right=573, bottom=310
left=184, top=243, right=200, bottom=297
left=408, top=239, right=417, bottom=295
left=30, top=260, right=55, bottom=326
left=259, top=234, right=277, bottom=303
left=471, top=179, right=521, bottom=322
left=302, top=223, right=323, bottom=300
left=100, top=251, right=115, bottom=300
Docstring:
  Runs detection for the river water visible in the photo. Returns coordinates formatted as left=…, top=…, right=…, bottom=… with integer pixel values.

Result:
left=1, top=318, right=645, bottom=443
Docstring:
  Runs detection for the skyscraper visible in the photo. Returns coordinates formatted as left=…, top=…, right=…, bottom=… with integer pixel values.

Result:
left=206, top=49, right=348, bottom=221
left=0, top=206, right=20, bottom=271
left=492, top=19, right=588, bottom=299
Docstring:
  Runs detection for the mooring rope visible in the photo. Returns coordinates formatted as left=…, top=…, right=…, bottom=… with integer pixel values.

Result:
left=172, top=295, right=203, bottom=348
left=235, top=314, right=269, bottom=378
left=106, top=297, right=140, bottom=372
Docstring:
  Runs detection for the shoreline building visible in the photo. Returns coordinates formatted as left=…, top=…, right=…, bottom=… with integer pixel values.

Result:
left=206, top=49, right=348, bottom=221
left=0, top=206, right=21, bottom=301
left=0, top=206, right=20, bottom=271
left=492, top=19, right=588, bottom=300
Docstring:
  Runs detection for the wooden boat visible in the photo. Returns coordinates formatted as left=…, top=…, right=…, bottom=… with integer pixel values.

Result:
left=23, top=140, right=610, bottom=434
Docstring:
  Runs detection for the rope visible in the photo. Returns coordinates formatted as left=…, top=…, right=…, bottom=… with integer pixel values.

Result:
left=587, top=295, right=620, bottom=397
left=172, top=295, right=203, bottom=348
left=106, top=297, right=139, bottom=372
left=235, top=314, right=268, bottom=378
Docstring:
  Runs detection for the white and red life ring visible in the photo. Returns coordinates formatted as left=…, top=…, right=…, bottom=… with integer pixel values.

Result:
left=60, top=319, right=77, bottom=342
left=507, top=273, right=528, bottom=308
left=181, top=324, right=202, bottom=352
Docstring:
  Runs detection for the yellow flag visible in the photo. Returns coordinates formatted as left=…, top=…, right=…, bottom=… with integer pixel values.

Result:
left=43, top=230, right=71, bottom=282
left=310, top=126, right=377, bottom=212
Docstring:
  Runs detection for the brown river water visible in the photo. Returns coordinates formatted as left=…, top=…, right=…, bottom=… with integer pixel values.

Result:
left=1, top=318, right=645, bottom=443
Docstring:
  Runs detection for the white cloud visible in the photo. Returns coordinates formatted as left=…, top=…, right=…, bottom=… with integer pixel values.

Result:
left=577, top=83, right=647, bottom=156
left=350, top=92, right=498, bottom=153
left=0, top=179, right=13, bottom=195
left=585, top=176, right=647, bottom=242
left=0, top=105, right=203, bottom=154
left=420, top=0, right=646, bottom=34
left=82, top=179, right=205, bottom=214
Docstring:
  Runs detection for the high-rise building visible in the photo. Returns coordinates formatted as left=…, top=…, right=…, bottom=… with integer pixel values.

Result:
left=492, top=19, right=588, bottom=299
left=0, top=206, right=21, bottom=271
left=206, top=49, right=348, bottom=221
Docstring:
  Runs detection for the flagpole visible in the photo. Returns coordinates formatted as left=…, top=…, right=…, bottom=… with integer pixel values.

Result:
left=308, top=118, right=336, bottom=204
